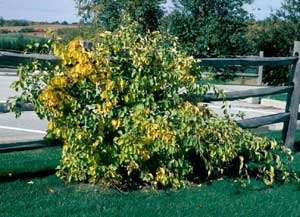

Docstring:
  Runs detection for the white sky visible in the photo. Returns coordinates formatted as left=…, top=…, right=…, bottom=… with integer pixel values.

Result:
left=0, top=0, right=284, bottom=22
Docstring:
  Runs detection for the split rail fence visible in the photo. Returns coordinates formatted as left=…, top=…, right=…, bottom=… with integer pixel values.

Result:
left=202, top=50, right=265, bottom=86
left=0, top=41, right=300, bottom=153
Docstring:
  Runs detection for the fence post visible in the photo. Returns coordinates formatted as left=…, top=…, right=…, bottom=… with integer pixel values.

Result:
left=283, top=41, right=300, bottom=148
left=252, top=51, right=264, bottom=104
left=257, top=51, right=264, bottom=86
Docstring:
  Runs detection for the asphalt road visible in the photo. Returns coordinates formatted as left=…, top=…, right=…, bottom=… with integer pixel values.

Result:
left=205, top=84, right=284, bottom=119
left=0, top=75, right=47, bottom=144
left=0, top=111, right=47, bottom=144
left=0, top=76, right=18, bottom=101
left=0, top=75, right=288, bottom=144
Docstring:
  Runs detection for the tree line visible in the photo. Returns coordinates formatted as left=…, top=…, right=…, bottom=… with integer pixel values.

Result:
left=74, top=0, right=300, bottom=85
left=0, top=17, right=75, bottom=27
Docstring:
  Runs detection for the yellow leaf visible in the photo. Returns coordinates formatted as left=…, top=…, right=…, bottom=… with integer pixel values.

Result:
left=111, top=119, right=121, bottom=130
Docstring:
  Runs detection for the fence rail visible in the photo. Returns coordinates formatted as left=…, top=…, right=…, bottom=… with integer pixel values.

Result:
left=199, top=56, right=298, bottom=67
left=0, top=51, right=59, bottom=62
left=202, top=86, right=293, bottom=102
left=202, top=72, right=260, bottom=78
left=1, top=41, right=300, bottom=152
left=0, top=102, right=34, bottom=113
left=237, top=113, right=291, bottom=129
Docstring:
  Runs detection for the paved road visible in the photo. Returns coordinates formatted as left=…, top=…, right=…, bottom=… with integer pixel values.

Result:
left=0, top=76, right=19, bottom=101
left=205, top=85, right=289, bottom=131
left=0, top=75, right=290, bottom=144
left=0, top=75, right=47, bottom=144
left=207, top=84, right=284, bottom=119
left=202, top=101, right=285, bottom=131
left=0, top=111, right=47, bottom=144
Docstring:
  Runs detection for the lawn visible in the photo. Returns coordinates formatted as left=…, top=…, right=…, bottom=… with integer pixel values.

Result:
left=1, top=131, right=300, bottom=217
left=0, top=147, right=61, bottom=177
left=2, top=174, right=300, bottom=217
left=263, top=93, right=287, bottom=101
left=257, top=129, right=300, bottom=144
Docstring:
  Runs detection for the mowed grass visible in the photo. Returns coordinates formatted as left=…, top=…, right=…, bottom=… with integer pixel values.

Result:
left=260, top=93, right=287, bottom=102
left=0, top=147, right=61, bottom=177
left=1, top=131, right=300, bottom=217
left=2, top=174, right=300, bottom=217
left=257, top=130, right=300, bottom=145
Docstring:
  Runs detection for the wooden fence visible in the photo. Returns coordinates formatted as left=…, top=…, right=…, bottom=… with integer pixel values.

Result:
left=0, top=41, right=300, bottom=153
left=202, top=51, right=265, bottom=86
left=195, top=41, right=300, bottom=148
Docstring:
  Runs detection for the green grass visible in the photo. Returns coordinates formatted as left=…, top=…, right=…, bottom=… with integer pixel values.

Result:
left=2, top=174, right=300, bottom=217
left=0, top=147, right=61, bottom=177
left=262, top=93, right=287, bottom=101
left=257, top=130, right=300, bottom=144
left=0, top=33, right=50, bottom=68
left=0, top=33, right=47, bottom=52
left=1, top=132, right=300, bottom=217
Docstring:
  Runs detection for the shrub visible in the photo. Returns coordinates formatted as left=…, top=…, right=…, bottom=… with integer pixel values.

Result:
left=11, top=23, right=297, bottom=189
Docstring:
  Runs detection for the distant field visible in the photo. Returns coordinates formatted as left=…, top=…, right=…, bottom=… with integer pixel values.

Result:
left=0, top=33, right=48, bottom=52
left=0, top=24, right=80, bottom=37
left=0, top=33, right=50, bottom=67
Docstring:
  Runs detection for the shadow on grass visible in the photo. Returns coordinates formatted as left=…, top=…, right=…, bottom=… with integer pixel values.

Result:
left=0, top=145, right=60, bottom=182
left=0, top=139, right=61, bottom=153
left=0, top=168, right=56, bottom=183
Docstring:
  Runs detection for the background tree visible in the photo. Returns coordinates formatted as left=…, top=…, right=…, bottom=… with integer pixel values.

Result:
left=277, top=0, right=300, bottom=20
left=245, top=0, right=300, bottom=85
left=161, top=0, right=254, bottom=58
left=0, top=17, right=4, bottom=27
left=246, top=18, right=300, bottom=85
left=75, top=0, right=166, bottom=32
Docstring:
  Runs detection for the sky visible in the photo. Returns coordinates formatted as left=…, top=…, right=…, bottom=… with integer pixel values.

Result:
left=244, top=0, right=283, bottom=19
left=0, top=0, right=80, bottom=22
left=0, top=0, right=285, bottom=22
